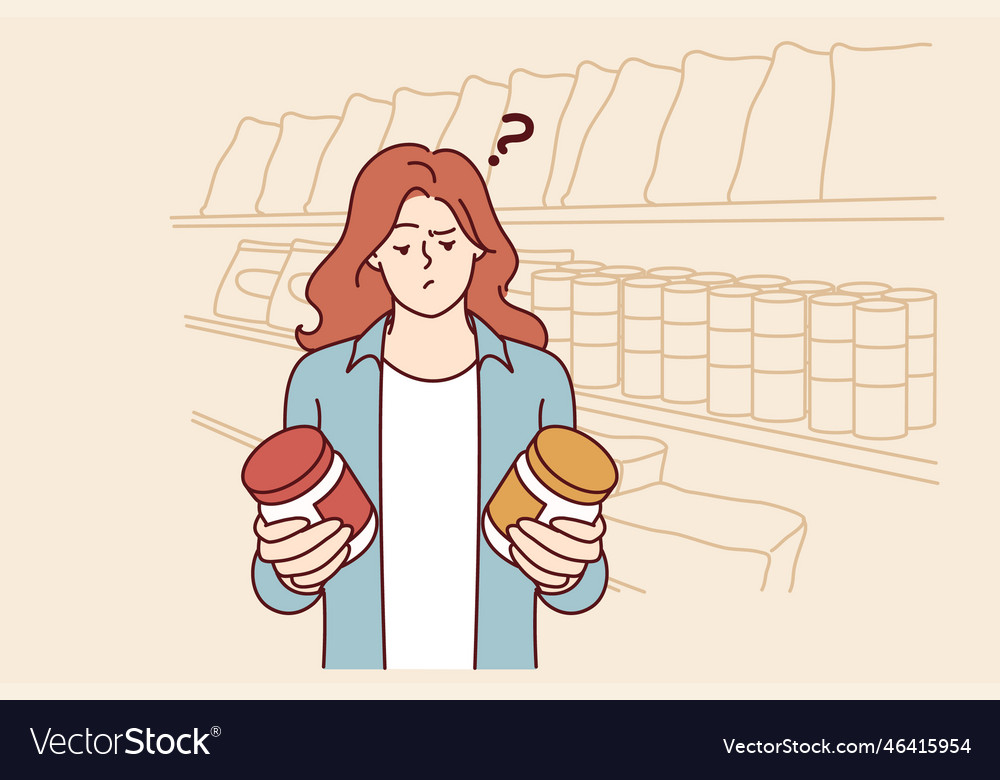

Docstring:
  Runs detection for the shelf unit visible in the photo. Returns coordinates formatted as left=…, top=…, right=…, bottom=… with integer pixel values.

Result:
left=171, top=196, right=942, bottom=230
left=575, top=391, right=937, bottom=485
left=183, top=313, right=938, bottom=485
left=179, top=192, right=942, bottom=486
left=184, top=314, right=301, bottom=352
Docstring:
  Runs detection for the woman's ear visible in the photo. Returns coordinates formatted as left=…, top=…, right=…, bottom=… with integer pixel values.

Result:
left=366, top=252, right=381, bottom=271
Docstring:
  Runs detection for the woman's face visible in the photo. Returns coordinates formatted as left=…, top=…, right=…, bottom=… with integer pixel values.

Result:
left=368, top=195, right=481, bottom=318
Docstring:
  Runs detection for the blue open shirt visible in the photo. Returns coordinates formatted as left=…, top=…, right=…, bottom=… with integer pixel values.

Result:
left=251, top=312, right=609, bottom=668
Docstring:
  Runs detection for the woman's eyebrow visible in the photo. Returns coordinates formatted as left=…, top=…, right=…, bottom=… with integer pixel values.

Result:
left=392, top=222, right=419, bottom=230
left=430, top=227, right=456, bottom=236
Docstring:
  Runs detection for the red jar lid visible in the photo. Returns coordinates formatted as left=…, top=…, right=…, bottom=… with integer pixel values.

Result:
left=242, top=425, right=334, bottom=505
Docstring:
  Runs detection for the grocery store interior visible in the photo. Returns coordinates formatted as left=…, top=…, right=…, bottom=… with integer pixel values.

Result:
left=3, top=13, right=995, bottom=691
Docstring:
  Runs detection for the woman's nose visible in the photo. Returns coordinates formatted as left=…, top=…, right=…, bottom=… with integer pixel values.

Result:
left=420, top=240, right=433, bottom=270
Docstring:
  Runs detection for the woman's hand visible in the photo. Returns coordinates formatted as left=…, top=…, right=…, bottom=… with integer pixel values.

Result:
left=254, top=514, right=351, bottom=595
left=507, top=515, right=606, bottom=595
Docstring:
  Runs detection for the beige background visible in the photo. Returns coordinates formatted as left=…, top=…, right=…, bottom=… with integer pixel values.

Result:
left=1, top=3, right=998, bottom=698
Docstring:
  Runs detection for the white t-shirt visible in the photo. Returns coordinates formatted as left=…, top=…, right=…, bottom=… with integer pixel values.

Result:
left=380, top=360, right=479, bottom=670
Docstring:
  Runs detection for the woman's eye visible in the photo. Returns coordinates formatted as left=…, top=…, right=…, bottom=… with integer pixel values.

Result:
left=439, top=241, right=455, bottom=252
left=392, top=245, right=409, bottom=256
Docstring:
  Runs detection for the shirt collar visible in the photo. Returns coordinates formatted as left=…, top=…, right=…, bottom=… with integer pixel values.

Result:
left=347, top=311, right=513, bottom=373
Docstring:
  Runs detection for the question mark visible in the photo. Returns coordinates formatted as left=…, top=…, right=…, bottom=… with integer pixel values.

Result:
left=488, top=113, right=535, bottom=167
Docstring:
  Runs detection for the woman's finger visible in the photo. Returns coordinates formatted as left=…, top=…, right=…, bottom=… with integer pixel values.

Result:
left=517, top=519, right=601, bottom=563
left=258, top=518, right=344, bottom=563
left=278, top=573, right=321, bottom=595
left=291, top=545, right=351, bottom=589
left=550, top=514, right=606, bottom=543
left=510, top=545, right=569, bottom=589
left=538, top=575, right=581, bottom=596
left=274, top=526, right=352, bottom=577
left=508, top=525, right=587, bottom=578
left=254, top=514, right=310, bottom=543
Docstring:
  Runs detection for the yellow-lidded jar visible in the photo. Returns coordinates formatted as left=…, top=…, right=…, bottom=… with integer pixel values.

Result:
left=484, top=426, right=618, bottom=562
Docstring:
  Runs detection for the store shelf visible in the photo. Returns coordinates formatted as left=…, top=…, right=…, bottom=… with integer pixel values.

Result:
left=171, top=196, right=942, bottom=229
left=185, top=316, right=940, bottom=487
left=190, top=410, right=261, bottom=449
left=183, top=314, right=301, bottom=351
left=576, top=390, right=938, bottom=486
left=184, top=313, right=939, bottom=484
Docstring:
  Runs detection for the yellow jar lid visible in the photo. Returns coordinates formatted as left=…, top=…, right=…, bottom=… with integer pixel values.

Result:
left=527, top=426, right=618, bottom=505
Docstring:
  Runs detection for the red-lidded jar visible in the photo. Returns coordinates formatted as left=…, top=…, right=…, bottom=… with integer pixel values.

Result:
left=242, top=426, right=376, bottom=562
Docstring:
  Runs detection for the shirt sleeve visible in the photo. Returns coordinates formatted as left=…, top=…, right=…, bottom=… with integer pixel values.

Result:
left=251, top=555, right=322, bottom=615
left=538, top=554, right=609, bottom=615
left=250, top=354, right=324, bottom=614
left=536, top=353, right=609, bottom=614
left=283, top=353, right=321, bottom=428
left=539, top=353, right=576, bottom=429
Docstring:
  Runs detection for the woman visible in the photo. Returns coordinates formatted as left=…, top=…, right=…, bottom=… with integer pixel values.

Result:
left=251, top=144, right=608, bottom=669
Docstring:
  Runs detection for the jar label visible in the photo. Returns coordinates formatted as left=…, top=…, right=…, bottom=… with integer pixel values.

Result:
left=314, top=460, right=374, bottom=537
left=486, top=462, right=544, bottom=538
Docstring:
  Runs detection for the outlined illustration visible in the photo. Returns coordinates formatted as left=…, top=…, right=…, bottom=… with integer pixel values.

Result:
left=307, top=94, right=394, bottom=214
left=566, top=57, right=681, bottom=207
left=486, top=69, right=573, bottom=205
left=707, top=284, right=755, bottom=417
left=249, top=145, right=614, bottom=669
left=177, top=37, right=947, bottom=673
left=646, top=50, right=771, bottom=204
left=199, top=117, right=280, bottom=216
left=380, top=88, right=460, bottom=151
left=728, top=42, right=833, bottom=202
left=255, top=112, right=341, bottom=215
left=180, top=42, right=942, bottom=231
left=439, top=75, right=510, bottom=179
left=8, top=2, right=999, bottom=707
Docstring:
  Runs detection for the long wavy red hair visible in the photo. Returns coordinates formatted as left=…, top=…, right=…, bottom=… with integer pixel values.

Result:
left=297, top=144, right=547, bottom=352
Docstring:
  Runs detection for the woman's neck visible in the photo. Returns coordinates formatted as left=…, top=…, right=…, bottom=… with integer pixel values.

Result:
left=383, top=301, right=477, bottom=380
